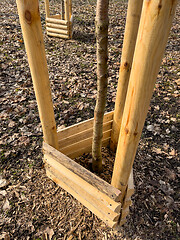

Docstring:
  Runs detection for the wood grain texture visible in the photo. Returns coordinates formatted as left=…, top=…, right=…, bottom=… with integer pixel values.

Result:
left=111, top=0, right=177, bottom=200
left=46, top=17, right=68, bottom=25
left=46, top=27, right=68, bottom=35
left=67, top=137, right=110, bottom=159
left=57, top=111, right=113, bottom=140
left=58, top=120, right=112, bottom=149
left=110, top=0, right=143, bottom=151
left=45, top=0, right=50, bottom=17
left=16, top=0, right=58, bottom=149
left=45, top=162, right=120, bottom=221
left=69, top=0, right=72, bottom=18
left=45, top=159, right=121, bottom=213
left=65, top=0, right=70, bottom=22
left=43, top=142, right=121, bottom=202
left=47, top=32, right=69, bottom=39
left=46, top=22, right=68, bottom=30
left=59, top=129, right=111, bottom=156
left=46, top=167, right=118, bottom=228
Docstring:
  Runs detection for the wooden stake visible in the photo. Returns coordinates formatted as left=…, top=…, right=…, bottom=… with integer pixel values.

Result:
left=16, top=0, right=59, bottom=149
left=45, top=0, right=50, bottom=18
left=69, top=0, right=72, bottom=18
left=111, top=0, right=177, bottom=199
left=110, top=0, right=143, bottom=151
left=65, top=0, right=70, bottom=21
left=69, top=0, right=72, bottom=38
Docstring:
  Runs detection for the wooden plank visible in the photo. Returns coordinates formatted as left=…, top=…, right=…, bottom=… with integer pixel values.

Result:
left=46, top=22, right=68, bottom=30
left=45, top=158, right=121, bottom=215
left=47, top=32, right=69, bottom=39
left=46, top=168, right=118, bottom=228
left=59, top=130, right=111, bottom=156
left=45, top=0, right=50, bottom=18
left=67, top=137, right=110, bottom=159
left=45, top=162, right=120, bottom=222
left=65, top=0, right=70, bottom=22
left=16, top=0, right=59, bottom=150
left=58, top=120, right=112, bottom=149
left=46, top=27, right=68, bottom=35
left=43, top=142, right=121, bottom=202
left=111, top=0, right=177, bottom=200
left=50, top=14, right=61, bottom=19
left=69, top=0, right=72, bottom=18
left=46, top=17, right=68, bottom=25
left=57, top=111, right=114, bottom=140
left=44, top=154, right=121, bottom=213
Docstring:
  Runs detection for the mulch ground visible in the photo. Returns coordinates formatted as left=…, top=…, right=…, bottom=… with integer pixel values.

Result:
left=0, top=0, right=180, bottom=239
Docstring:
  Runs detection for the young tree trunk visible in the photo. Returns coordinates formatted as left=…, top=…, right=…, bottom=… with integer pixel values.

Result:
left=92, top=0, right=109, bottom=172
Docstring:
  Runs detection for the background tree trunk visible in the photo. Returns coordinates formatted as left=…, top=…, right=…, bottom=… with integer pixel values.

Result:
left=92, top=0, right=109, bottom=172
left=61, top=0, right=65, bottom=20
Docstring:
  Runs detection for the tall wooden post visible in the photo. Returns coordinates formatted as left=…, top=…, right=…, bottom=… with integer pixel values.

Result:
left=69, top=0, right=72, bottom=18
left=111, top=0, right=177, bottom=200
left=16, top=0, right=59, bottom=149
left=65, top=0, right=70, bottom=21
left=45, top=0, right=50, bottom=18
left=110, top=0, right=143, bottom=151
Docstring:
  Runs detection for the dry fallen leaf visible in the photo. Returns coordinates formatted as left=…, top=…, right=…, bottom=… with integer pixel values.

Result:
left=0, top=177, right=7, bottom=188
left=153, top=148, right=162, bottom=154
left=3, top=199, right=10, bottom=211
left=0, top=232, right=10, bottom=240
left=43, top=227, right=54, bottom=240
left=169, top=148, right=176, bottom=156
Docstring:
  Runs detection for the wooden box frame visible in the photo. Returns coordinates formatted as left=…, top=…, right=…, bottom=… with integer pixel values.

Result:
left=43, top=111, right=134, bottom=228
left=45, top=0, right=73, bottom=39
left=16, top=0, right=177, bottom=230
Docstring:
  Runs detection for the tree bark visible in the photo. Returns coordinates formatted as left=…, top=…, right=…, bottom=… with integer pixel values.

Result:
left=92, top=0, right=109, bottom=172
left=61, top=0, right=65, bottom=20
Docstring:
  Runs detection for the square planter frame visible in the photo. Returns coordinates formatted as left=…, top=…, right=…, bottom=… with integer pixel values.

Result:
left=45, top=0, right=73, bottom=39
left=43, top=111, right=134, bottom=229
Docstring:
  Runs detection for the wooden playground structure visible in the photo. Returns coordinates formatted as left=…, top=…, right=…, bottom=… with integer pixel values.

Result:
left=45, top=0, right=73, bottom=39
left=16, top=0, right=177, bottom=230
